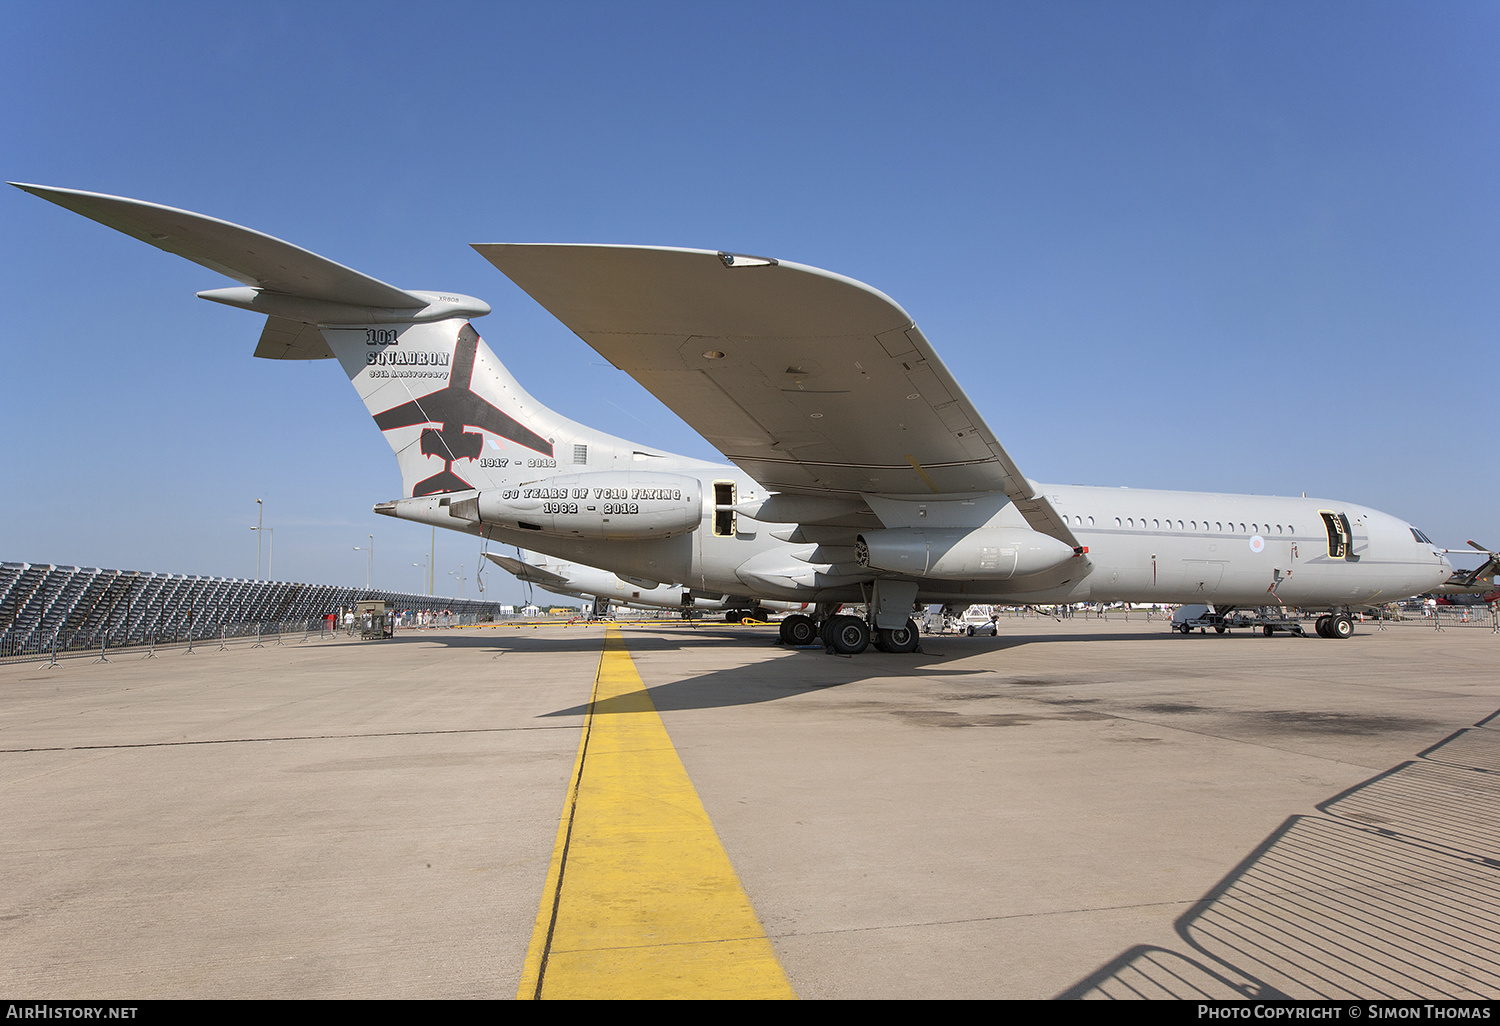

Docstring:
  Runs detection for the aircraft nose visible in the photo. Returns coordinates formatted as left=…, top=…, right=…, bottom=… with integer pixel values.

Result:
left=1434, top=549, right=1453, bottom=585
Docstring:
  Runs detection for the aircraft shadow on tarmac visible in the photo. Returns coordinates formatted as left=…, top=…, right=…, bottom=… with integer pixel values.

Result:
left=539, top=628, right=1004, bottom=718
left=566, top=624, right=1253, bottom=717
left=1056, top=708, right=1500, bottom=1000
left=385, top=622, right=1336, bottom=719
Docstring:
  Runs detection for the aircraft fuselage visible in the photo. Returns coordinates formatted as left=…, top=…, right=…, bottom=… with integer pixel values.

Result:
left=385, top=471, right=1450, bottom=612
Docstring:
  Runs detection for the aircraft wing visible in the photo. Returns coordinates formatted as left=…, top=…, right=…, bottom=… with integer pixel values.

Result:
left=482, top=551, right=573, bottom=589
left=475, top=244, right=1076, bottom=545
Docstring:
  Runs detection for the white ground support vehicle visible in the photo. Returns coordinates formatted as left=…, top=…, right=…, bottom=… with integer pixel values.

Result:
left=1170, top=604, right=1313, bottom=638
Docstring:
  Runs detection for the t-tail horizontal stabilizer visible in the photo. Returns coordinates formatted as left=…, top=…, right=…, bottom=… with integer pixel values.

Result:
left=9, top=183, right=490, bottom=358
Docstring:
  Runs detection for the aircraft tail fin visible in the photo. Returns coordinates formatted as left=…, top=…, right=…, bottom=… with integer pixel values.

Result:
left=17, top=184, right=653, bottom=501
left=321, top=317, right=567, bottom=498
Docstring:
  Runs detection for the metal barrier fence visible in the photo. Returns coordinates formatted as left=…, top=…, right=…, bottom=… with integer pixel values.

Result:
left=0, top=611, right=530, bottom=664
left=2, top=618, right=327, bottom=663
left=1418, top=603, right=1500, bottom=633
left=0, top=561, right=516, bottom=663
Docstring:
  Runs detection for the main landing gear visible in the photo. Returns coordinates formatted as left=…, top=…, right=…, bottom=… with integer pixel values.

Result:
left=872, top=618, right=921, bottom=654
left=1315, top=613, right=1355, bottom=639
left=778, top=613, right=818, bottom=646
left=777, top=611, right=920, bottom=654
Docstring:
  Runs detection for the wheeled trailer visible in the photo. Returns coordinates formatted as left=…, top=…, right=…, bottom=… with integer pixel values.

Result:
left=1171, top=605, right=1309, bottom=637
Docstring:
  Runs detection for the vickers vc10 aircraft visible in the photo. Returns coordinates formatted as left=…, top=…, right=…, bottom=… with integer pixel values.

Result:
left=17, top=184, right=1452, bottom=653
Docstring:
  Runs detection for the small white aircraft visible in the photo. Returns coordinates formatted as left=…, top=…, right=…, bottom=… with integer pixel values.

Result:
left=484, top=549, right=805, bottom=621
left=16, top=185, right=1452, bottom=652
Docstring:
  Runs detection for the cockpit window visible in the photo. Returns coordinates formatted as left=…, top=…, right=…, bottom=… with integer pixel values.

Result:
left=1410, top=528, right=1433, bottom=545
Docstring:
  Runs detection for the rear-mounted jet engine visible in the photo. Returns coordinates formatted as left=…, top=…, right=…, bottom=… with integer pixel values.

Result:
left=450, top=471, right=703, bottom=541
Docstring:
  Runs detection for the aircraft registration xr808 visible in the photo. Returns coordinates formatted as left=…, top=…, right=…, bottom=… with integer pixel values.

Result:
left=16, top=184, right=1451, bottom=653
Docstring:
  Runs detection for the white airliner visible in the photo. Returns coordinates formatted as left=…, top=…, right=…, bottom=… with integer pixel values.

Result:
left=485, top=549, right=804, bottom=621
left=16, top=184, right=1452, bottom=653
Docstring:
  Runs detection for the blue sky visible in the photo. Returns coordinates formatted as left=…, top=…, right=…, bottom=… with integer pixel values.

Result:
left=3, top=1, right=1497, bottom=602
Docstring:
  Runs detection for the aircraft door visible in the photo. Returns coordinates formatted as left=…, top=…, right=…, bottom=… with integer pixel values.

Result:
left=713, top=482, right=736, bottom=536
left=1182, top=559, right=1225, bottom=597
left=1349, top=515, right=1368, bottom=563
left=1320, top=512, right=1360, bottom=562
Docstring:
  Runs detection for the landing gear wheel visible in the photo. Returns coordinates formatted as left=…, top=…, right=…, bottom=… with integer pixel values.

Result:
left=780, top=614, right=817, bottom=646
left=1330, top=613, right=1354, bottom=640
left=1315, top=615, right=1332, bottom=638
left=828, top=615, right=870, bottom=655
left=822, top=614, right=848, bottom=648
left=879, top=619, right=921, bottom=654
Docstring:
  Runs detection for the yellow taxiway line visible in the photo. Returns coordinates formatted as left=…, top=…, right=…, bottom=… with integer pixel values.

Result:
left=518, top=626, right=795, bottom=999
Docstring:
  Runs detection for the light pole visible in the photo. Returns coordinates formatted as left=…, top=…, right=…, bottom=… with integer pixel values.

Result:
left=251, top=526, right=273, bottom=580
left=255, top=498, right=263, bottom=579
left=448, top=564, right=466, bottom=598
left=354, top=535, right=373, bottom=590
left=413, top=557, right=429, bottom=593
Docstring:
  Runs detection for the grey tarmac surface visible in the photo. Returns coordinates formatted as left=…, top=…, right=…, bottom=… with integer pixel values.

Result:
left=1, top=616, right=1497, bottom=999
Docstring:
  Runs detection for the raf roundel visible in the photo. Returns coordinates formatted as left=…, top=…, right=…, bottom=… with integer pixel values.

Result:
left=1249, top=535, right=1266, bottom=553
